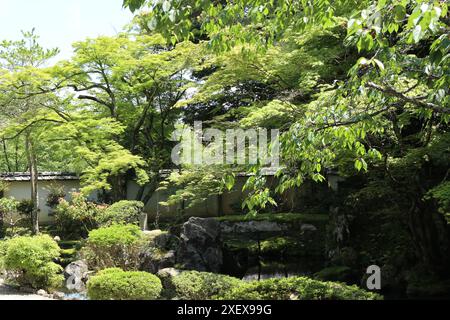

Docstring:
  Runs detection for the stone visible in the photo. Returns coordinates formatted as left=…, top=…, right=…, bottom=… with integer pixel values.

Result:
left=52, top=291, right=66, bottom=300
left=289, top=293, right=299, bottom=300
left=19, top=286, right=36, bottom=294
left=157, top=268, right=183, bottom=299
left=142, top=229, right=180, bottom=250
left=64, top=260, right=89, bottom=292
left=300, top=224, right=317, bottom=232
left=154, top=232, right=179, bottom=250
left=37, top=289, right=48, bottom=297
left=140, top=249, right=176, bottom=273
left=176, top=217, right=222, bottom=272
left=139, top=230, right=179, bottom=273
left=53, top=236, right=61, bottom=242
left=220, top=220, right=287, bottom=234
left=143, top=229, right=164, bottom=238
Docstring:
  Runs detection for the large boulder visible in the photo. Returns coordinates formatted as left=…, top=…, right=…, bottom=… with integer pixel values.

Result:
left=64, top=260, right=89, bottom=292
left=176, top=217, right=222, bottom=273
left=139, top=230, right=179, bottom=273
left=140, top=249, right=177, bottom=274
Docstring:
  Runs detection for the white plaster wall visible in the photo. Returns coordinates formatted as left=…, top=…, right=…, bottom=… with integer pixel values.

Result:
left=3, top=180, right=81, bottom=224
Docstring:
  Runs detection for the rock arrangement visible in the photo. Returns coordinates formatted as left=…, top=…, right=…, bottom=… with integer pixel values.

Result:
left=176, top=217, right=223, bottom=273
left=64, top=260, right=90, bottom=292
left=140, top=216, right=325, bottom=276
left=140, top=218, right=224, bottom=274
left=139, top=230, right=178, bottom=273
left=53, top=216, right=326, bottom=300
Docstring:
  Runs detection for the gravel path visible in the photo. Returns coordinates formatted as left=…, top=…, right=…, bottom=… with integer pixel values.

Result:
left=0, top=279, right=54, bottom=300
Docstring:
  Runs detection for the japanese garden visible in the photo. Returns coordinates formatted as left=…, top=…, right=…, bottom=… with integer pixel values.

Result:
left=0, top=0, right=449, bottom=301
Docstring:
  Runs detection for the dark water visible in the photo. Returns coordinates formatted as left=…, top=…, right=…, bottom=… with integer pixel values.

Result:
left=242, top=259, right=324, bottom=281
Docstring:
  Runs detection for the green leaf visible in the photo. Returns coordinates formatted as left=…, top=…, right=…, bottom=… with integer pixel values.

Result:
left=355, top=159, right=363, bottom=171
left=223, top=174, right=235, bottom=191
left=412, top=25, right=422, bottom=43
left=393, top=5, right=406, bottom=22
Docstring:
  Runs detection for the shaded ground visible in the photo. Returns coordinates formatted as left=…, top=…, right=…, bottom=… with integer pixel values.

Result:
left=0, top=279, right=53, bottom=300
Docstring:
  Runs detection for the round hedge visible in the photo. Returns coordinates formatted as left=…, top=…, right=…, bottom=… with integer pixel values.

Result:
left=87, top=268, right=162, bottom=300
left=87, top=224, right=142, bottom=247
left=171, top=271, right=242, bottom=300
left=97, top=200, right=144, bottom=227
left=81, top=224, right=143, bottom=270
left=215, top=276, right=382, bottom=300
left=0, top=234, right=63, bottom=291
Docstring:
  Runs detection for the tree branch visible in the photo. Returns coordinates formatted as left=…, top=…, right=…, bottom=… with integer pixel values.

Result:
left=366, top=81, right=450, bottom=114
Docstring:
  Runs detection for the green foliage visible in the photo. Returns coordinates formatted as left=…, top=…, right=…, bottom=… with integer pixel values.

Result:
left=97, top=200, right=144, bottom=227
left=260, top=236, right=299, bottom=255
left=87, top=268, right=162, bottom=300
left=426, top=181, right=450, bottom=223
left=216, top=276, right=382, bottom=300
left=0, top=235, right=63, bottom=291
left=217, top=213, right=328, bottom=224
left=168, top=271, right=381, bottom=300
left=314, top=266, right=353, bottom=282
left=45, top=183, right=66, bottom=208
left=158, top=166, right=239, bottom=210
left=81, top=224, right=143, bottom=271
left=1, top=1, right=449, bottom=298
left=0, top=197, right=19, bottom=218
left=54, top=193, right=105, bottom=239
left=0, top=197, right=31, bottom=238
left=0, top=181, right=8, bottom=193
left=171, top=271, right=242, bottom=300
left=123, top=0, right=357, bottom=50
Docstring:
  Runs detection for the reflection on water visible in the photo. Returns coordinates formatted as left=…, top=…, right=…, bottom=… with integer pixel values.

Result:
left=242, top=259, right=324, bottom=281
left=64, top=292, right=88, bottom=300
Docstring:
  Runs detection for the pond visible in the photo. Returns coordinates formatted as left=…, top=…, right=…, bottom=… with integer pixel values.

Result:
left=242, top=258, right=325, bottom=281
left=63, top=292, right=88, bottom=300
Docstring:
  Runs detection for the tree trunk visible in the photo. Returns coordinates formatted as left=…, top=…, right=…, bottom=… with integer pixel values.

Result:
left=25, top=133, right=39, bottom=235
left=2, top=139, right=12, bottom=172
left=218, top=193, right=224, bottom=217
left=406, top=198, right=450, bottom=276
left=112, top=174, right=128, bottom=202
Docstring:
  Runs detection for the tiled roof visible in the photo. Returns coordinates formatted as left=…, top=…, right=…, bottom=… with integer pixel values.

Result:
left=0, top=172, right=79, bottom=181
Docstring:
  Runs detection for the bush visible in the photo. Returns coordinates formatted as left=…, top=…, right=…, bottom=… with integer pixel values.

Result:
left=87, top=268, right=162, bottom=300
left=314, top=266, right=354, bottom=282
left=97, top=200, right=144, bottom=227
left=215, top=277, right=382, bottom=300
left=0, top=235, right=63, bottom=291
left=0, top=197, right=19, bottom=238
left=45, top=184, right=66, bottom=208
left=80, top=224, right=143, bottom=270
left=0, top=198, right=32, bottom=238
left=54, top=193, right=105, bottom=239
left=171, top=271, right=242, bottom=300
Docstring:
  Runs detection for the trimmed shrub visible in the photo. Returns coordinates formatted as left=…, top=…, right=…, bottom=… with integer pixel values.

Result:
left=80, top=224, right=143, bottom=270
left=97, top=200, right=144, bottom=227
left=54, top=193, right=106, bottom=239
left=0, top=240, right=7, bottom=271
left=0, top=235, right=63, bottom=291
left=45, top=184, right=66, bottom=208
left=171, top=271, right=242, bottom=300
left=215, top=277, right=382, bottom=300
left=0, top=198, right=33, bottom=238
left=87, top=268, right=162, bottom=300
